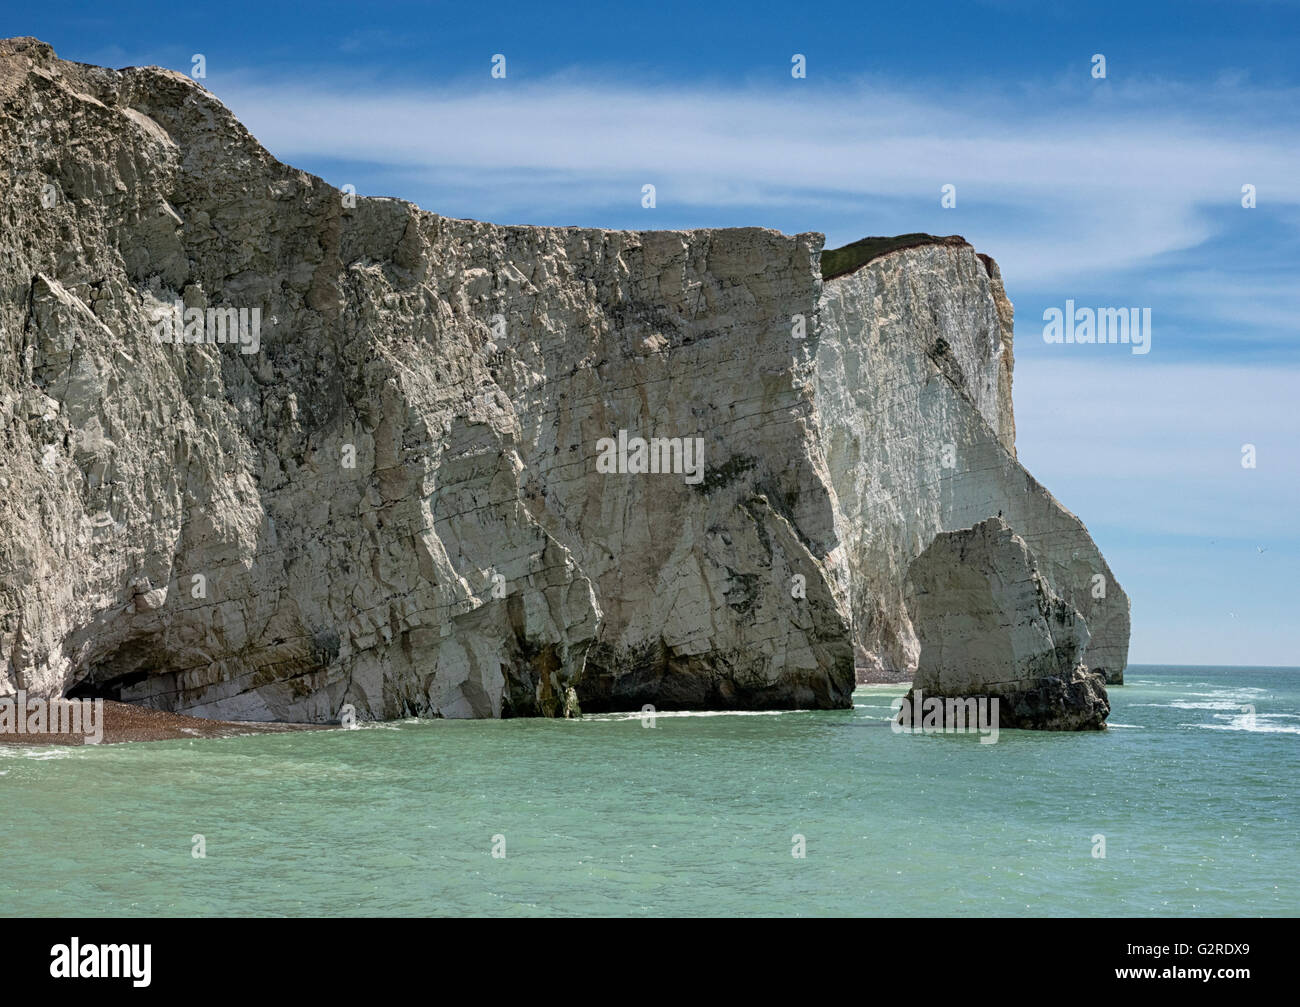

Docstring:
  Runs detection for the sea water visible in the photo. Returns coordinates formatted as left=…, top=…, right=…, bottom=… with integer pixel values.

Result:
left=1, top=666, right=1295, bottom=916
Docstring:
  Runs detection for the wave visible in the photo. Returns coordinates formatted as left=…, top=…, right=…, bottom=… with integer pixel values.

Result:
left=1183, top=710, right=1300, bottom=734
left=1192, top=721, right=1300, bottom=734
left=583, top=709, right=795, bottom=721
left=0, top=745, right=82, bottom=760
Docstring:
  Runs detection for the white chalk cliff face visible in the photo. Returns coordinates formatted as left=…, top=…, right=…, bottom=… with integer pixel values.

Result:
left=0, top=39, right=1128, bottom=722
left=817, top=246, right=1130, bottom=685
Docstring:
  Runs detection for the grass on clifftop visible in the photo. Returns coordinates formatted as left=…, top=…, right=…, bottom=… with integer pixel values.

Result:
left=820, top=233, right=969, bottom=280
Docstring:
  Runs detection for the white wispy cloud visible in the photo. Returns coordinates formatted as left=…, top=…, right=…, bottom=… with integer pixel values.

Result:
left=211, top=72, right=1300, bottom=286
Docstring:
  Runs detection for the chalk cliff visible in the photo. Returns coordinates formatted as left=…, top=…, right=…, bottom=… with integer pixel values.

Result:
left=817, top=244, right=1129, bottom=684
left=0, top=38, right=1128, bottom=722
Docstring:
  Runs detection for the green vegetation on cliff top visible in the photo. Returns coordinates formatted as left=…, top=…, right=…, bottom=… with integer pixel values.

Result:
left=820, top=233, right=969, bottom=280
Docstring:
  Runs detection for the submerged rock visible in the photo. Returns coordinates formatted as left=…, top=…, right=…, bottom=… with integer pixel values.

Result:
left=899, top=517, right=1109, bottom=730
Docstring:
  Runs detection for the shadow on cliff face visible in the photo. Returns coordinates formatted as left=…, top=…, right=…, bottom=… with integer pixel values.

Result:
left=575, top=639, right=856, bottom=713
left=64, top=634, right=166, bottom=703
left=65, top=668, right=150, bottom=703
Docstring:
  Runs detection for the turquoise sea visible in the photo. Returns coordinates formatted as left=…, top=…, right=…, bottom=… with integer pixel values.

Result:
left=2, top=665, right=1295, bottom=917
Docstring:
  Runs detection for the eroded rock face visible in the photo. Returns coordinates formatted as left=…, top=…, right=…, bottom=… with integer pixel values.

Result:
left=0, top=38, right=1126, bottom=722
left=0, top=38, right=852, bottom=719
left=816, top=246, right=1129, bottom=683
left=899, top=517, right=1109, bottom=730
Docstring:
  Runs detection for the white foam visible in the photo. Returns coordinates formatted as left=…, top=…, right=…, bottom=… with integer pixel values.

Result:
left=1184, top=709, right=1300, bottom=734
left=584, top=709, right=793, bottom=722
left=12, top=747, right=78, bottom=760
left=1193, top=721, right=1300, bottom=734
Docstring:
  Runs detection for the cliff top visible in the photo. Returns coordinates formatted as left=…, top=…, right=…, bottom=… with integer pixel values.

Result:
left=0, top=37, right=984, bottom=289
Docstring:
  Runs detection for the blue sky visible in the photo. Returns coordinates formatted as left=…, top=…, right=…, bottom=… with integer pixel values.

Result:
left=16, top=0, right=1300, bottom=666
